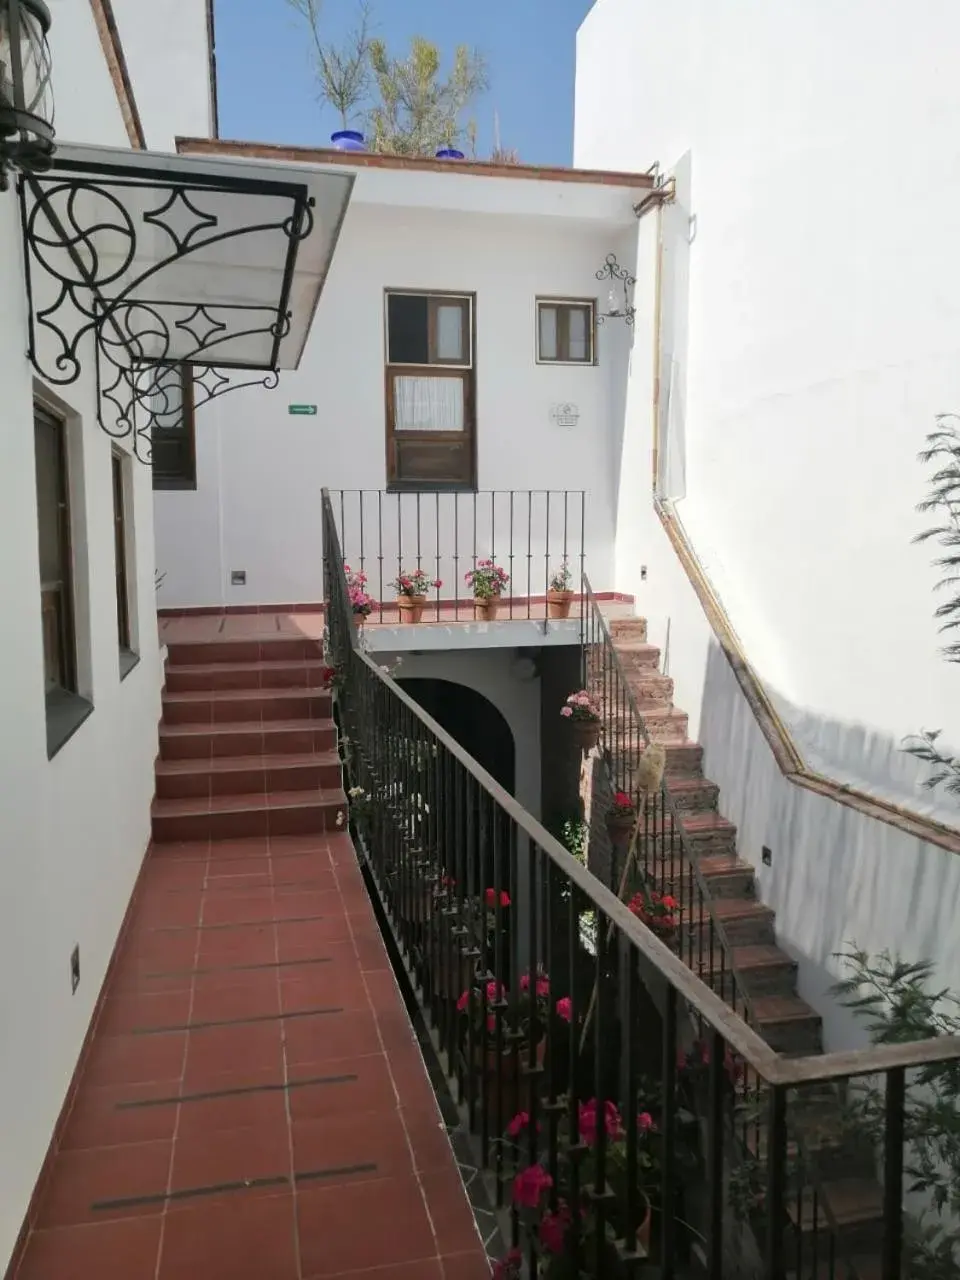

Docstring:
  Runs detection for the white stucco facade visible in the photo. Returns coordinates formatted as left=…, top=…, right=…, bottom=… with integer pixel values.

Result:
left=154, top=155, right=645, bottom=609
left=0, top=3, right=213, bottom=1270
left=575, top=0, right=960, bottom=1028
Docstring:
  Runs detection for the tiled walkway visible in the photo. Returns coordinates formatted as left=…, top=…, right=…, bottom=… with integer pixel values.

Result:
left=11, top=620, right=490, bottom=1280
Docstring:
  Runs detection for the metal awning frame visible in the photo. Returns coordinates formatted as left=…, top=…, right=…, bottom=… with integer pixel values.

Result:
left=17, top=154, right=316, bottom=462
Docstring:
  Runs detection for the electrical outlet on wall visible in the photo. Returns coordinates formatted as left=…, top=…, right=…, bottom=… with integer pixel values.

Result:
left=70, top=945, right=80, bottom=994
left=230, top=570, right=247, bottom=586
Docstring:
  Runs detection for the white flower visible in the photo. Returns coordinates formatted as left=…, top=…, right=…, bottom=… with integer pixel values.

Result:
left=336, top=810, right=345, bottom=827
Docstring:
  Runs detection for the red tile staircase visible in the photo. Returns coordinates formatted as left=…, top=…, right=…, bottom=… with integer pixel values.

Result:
left=607, top=617, right=885, bottom=1280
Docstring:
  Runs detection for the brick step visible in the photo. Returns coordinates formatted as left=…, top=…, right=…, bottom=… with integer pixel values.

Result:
left=612, top=642, right=661, bottom=673
left=161, top=686, right=332, bottom=726
left=664, top=773, right=719, bottom=812
left=661, top=742, right=703, bottom=777
left=623, top=670, right=674, bottom=706
left=750, top=994, right=823, bottom=1056
left=645, top=851, right=754, bottom=899
left=608, top=617, right=648, bottom=642
left=165, top=659, right=332, bottom=694
left=165, top=637, right=325, bottom=667
left=695, top=943, right=797, bottom=998
left=683, top=898, right=776, bottom=947
left=155, top=750, right=342, bottom=799
left=746, top=1098, right=876, bottom=1181
left=151, top=787, right=346, bottom=842
left=636, top=812, right=738, bottom=860
left=789, top=1176, right=883, bottom=1245
left=158, top=718, right=337, bottom=761
left=606, top=703, right=688, bottom=744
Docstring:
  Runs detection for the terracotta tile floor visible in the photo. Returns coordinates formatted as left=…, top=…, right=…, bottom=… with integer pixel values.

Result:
left=13, top=832, right=490, bottom=1279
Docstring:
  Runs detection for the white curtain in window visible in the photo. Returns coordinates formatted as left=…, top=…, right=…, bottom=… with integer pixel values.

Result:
left=150, top=367, right=185, bottom=430
left=568, top=307, right=588, bottom=361
left=539, top=306, right=558, bottom=360
left=394, top=376, right=464, bottom=432
left=435, top=304, right=465, bottom=361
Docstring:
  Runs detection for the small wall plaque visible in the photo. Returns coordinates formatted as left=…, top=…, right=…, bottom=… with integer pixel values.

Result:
left=550, top=402, right=580, bottom=429
left=288, top=404, right=318, bottom=416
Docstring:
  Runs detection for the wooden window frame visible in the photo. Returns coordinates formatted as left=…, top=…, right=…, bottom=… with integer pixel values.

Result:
left=383, top=289, right=477, bottom=491
left=385, top=291, right=473, bottom=370
left=112, top=450, right=138, bottom=676
left=152, top=364, right=197, bottom=490
left=535, top=297, right=598, bottom=366
left=36, top=404, right=77, bottom=697
left=35, top=402, right=92, bottom=756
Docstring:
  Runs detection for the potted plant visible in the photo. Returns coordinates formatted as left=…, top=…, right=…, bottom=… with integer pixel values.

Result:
left=607, top=790, right=636, bottom=845
left=465, top=558, right=509, bottom=620
left=393, top=568, right=441, bottom=623
left=560, top=689, right=602, bottom=751
left=344, top=564, right=373, bottom=627
left=503, top=1094, right=662, bottom=1275
left=547, top=560, right=575, bottom=618
left=457, top=965, right=554, bottom=1118
left=628, top=883, right=680, bottom=947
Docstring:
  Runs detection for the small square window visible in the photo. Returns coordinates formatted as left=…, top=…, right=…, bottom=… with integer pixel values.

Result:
left=536, top=299, right=596, bottom=365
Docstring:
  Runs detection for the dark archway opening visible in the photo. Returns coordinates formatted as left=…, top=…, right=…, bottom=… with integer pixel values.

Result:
left=396, top=676, right=516, bottom=896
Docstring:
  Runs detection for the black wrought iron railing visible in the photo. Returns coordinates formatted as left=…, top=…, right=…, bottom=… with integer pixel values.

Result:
left=322, top=488, right=960, bottom=1280
left=329, top=488, right=586, bottom=623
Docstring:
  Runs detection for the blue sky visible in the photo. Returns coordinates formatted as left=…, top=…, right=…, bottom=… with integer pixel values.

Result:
left=214, top=0, right=595, bottom=165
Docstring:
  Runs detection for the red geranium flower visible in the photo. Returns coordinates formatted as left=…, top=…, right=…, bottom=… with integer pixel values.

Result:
left=511, top=1164, right=552, bottom=1208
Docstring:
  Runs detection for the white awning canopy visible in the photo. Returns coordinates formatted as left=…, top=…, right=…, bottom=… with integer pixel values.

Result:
left=21, top=142, right=355, bottom=374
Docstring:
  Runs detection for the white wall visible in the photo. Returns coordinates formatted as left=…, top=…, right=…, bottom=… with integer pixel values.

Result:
left=47, top=0, right=130, bottom=147
left=111, top=0, right=214, bottom=148
left=154, top=204, right=634, bottom=608
left=575, top=0, right=960, bottom=822
left=576, top=0, right=960, bottom=1042
left=0, top=19, right=163, bottom=1274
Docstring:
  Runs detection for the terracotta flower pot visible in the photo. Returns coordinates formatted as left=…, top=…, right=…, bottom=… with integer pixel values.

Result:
left=636, top=1193, right=653, bottom=1255
left=475, top=1036, right=547, bottom=1118
left=474, top=596, right=500, bottom=621
left=547, top=589, right=574, bottom=619
left=607, top=810, right=635, bottom=843
left=572, top=718, right=602, bottom=751
left=397, top=593, right=428, bottom=623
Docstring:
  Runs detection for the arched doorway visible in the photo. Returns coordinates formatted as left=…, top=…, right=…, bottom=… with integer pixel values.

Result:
left=396, top=677, right=516, bottom=898
left=395, top=677, right=515, bottom=794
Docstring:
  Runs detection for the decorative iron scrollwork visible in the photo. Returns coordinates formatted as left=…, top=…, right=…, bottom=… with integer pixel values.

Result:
left=596, top=251, right=636, bottom=326
left=18, top=158, right=315, bottom=462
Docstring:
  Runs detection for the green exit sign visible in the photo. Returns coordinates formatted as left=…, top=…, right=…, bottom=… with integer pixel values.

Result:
left=288, top=404, right=318, bottom=416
